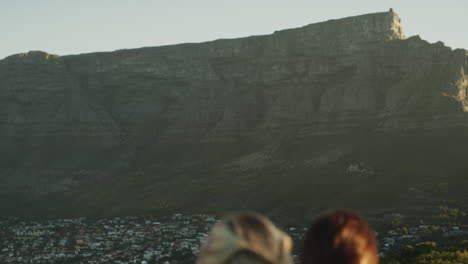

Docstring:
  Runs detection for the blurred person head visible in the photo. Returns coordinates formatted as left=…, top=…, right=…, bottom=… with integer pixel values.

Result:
left=196, top=212, right=293, bottom=264
left=301, top=209, right=379, bottom=264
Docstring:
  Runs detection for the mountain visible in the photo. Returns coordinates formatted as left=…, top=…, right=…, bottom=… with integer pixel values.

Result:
left=0, top=10, right=467, bottom=221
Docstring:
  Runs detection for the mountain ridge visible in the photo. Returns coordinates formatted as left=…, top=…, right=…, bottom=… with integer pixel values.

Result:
left=0, top=10, right=467, bottom=220
left=3, top=10, right=406, bottom=60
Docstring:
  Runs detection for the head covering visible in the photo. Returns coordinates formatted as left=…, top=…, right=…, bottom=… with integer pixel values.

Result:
left=197, top=212, right=293, bottom=264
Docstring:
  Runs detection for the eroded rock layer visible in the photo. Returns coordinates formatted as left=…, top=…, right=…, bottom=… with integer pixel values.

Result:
left=0, top=10, right=467, bottom=219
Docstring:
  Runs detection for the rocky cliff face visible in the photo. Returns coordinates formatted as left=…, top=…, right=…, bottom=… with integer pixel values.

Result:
left=0, top=10, right=467, bottom=218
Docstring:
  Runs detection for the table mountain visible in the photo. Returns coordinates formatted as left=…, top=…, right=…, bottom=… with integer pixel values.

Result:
left=1, top=10, right=467, bottom=220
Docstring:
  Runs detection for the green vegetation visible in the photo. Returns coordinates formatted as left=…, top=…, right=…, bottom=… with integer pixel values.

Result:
left=382, top=240, right=468, bottom=264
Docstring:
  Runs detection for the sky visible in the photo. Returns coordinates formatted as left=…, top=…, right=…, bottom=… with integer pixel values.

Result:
left=1, top=0, right=467, bottom=60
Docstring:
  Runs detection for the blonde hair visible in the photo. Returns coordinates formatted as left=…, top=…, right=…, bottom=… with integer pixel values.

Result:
left=197, top=212, right=293, bottom=264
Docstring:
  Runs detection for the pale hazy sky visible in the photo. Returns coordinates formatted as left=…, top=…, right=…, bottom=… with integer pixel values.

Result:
left=1, top=0, right=467, bottom=59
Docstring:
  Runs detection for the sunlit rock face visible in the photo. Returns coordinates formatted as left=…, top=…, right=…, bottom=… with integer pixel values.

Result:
left=0, top=10, right=467, bottom=218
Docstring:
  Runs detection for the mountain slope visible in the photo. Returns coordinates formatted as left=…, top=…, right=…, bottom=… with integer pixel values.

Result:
left=0, top=10, right=467, bottom=220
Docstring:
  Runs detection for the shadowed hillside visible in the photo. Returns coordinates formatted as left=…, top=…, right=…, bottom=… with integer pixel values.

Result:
left=0, top=10, right=467, bottom=220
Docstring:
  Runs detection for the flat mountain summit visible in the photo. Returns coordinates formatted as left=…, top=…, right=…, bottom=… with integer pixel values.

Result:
left=1, top=10, right=467, bottom=220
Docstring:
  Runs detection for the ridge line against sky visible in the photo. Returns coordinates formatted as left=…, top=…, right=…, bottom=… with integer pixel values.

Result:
left=1, top=0, right=467, bottom=60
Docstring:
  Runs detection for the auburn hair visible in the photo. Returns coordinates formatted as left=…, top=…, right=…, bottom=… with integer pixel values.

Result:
left=301, top=209, right=379, bottom=264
